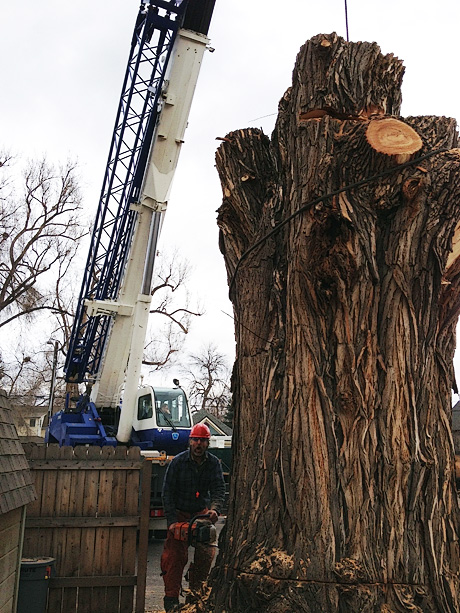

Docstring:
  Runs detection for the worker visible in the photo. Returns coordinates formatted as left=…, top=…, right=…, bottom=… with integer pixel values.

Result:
left=161, top=423, right=226, bottom=612
left=157, top=402, right=172, bottom=426
left=161, top=403, right=171, bottom=416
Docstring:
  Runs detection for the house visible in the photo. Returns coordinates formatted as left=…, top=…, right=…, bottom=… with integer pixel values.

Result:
left=192, top=409, right=232, bottom=476
left=192, top=408, right=232, bottom=448
left=14, top=404, right=47, bottom=442
left=0, top=390, right=37, bottom=613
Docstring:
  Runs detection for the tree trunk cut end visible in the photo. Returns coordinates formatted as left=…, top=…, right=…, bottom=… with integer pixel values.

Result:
left=366, top=117, right=423, bottom=158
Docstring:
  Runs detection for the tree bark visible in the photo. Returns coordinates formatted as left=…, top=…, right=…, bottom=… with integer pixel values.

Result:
left=208, top=33, right=460, bottom=612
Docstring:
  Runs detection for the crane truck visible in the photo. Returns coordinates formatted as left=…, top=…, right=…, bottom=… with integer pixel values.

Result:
left=46, top=0, right=218, bottom=533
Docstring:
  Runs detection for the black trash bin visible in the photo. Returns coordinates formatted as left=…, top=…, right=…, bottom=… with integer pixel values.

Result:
left=17, top=557, right=55, bottom=613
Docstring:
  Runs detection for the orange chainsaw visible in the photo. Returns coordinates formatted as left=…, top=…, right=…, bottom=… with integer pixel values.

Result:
left=171, top=513, right=217, bottom=546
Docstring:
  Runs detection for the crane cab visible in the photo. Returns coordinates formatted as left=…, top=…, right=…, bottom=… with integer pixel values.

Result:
left=131, top=385, right=192, bottom=454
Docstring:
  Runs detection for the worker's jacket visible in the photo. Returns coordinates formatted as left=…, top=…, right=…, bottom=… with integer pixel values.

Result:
left=162, top=449, right=225, bottom=526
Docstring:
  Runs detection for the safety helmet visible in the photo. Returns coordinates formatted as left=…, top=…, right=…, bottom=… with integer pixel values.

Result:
left=190, top=423, right=211, bottom=439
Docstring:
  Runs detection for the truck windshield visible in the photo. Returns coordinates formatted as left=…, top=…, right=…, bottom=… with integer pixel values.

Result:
left=154, top=389, right=191, bottom=428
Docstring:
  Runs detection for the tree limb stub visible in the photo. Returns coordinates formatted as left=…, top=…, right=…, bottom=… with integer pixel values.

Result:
left=295, top=33, right=404, bottom=118
left=366, top=117, right=423, bottom=163
left=212, top=33, right=460, bottom=613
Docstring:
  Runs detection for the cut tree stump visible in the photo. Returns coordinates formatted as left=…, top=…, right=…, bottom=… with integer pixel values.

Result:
left=205, top=33, right=460, bottom=613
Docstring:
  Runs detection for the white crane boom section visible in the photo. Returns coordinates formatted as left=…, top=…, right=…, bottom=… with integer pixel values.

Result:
left=85, top=28, right=209, bottom=442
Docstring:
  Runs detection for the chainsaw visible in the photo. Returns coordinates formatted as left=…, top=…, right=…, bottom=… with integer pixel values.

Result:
left=171, top=513, right=217, bottom=546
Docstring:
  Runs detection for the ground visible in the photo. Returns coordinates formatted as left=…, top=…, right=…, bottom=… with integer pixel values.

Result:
left=145, top=536, right=166, bottom=611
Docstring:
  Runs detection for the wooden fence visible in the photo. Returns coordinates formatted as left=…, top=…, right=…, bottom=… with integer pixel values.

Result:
left=22, top=444, right=151, bottom=613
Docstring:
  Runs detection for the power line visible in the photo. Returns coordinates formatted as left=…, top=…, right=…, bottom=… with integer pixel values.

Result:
left=248, top=112, right=278, bottom=123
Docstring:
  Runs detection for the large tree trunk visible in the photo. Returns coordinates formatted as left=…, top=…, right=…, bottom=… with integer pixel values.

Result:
left=206, top=34, right=460, bottom=612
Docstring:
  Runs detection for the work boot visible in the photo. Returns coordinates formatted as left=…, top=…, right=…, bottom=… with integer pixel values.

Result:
left=163, top=595, right=180, bottom=612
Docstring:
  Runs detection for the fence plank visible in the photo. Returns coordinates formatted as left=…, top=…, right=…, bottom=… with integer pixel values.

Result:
left=106, top=467, right=126, bottom=611
left=51, top=576, right=136, bottom=587
left=106, top=527, right=123, bottom=611
left=79, top=453, right=102, bottom=613
left=77, top=523, right=96, bottom=611
left=121, top=455, right=140, bottom=612
left=92, top=528, right=108, bottom=611
left=120, top=527, right=137, bottom=612
left=93, top=451, right=114, bottom=612
left=25, top=464, right=43, bottom=516
left=26, top=460, right=143, bottom=470
left=54, top=447, right=73, bottom=609
left=136, top=458, right=152, bottom=613
left=63, top=461, right=81, bottom=613
left=40, top=447, right=63, bottom=613
left=62, top=461, right=84, bottom=612
left=40, top=446, right=59, bottom=562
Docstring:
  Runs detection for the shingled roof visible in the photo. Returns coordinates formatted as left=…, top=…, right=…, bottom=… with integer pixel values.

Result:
left=0, top=390, right=36, bottom=514
left=192, top=409, right=232, bottom=436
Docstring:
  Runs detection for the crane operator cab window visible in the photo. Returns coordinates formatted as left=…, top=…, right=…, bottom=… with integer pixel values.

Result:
left=155, top=388, right=191, bottom=428
left=137, top=394, right=153, bottom=421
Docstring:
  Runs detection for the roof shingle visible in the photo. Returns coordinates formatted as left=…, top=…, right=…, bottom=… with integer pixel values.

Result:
left=0, top=390, right=36, bottom=514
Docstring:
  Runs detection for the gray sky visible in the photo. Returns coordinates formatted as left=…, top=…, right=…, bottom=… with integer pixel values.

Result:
left=2, top=0, right=460, bottom=387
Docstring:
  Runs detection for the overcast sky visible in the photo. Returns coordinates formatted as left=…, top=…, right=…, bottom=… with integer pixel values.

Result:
left=2, top=0, right=460, bottom=388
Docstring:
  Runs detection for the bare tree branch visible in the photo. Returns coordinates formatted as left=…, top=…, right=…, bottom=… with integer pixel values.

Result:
left=143, top=250, right=203, bottom=371
left=0, top=156, right=84, bottom=328
left=0, top=154, right=85, bottom=409
left=149, top=306, right=202, bottom=334
left=184, top=344, right=231, bottom=419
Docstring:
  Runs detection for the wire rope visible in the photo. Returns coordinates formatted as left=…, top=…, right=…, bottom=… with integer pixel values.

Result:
left=344, top=0, right=350, bottom=41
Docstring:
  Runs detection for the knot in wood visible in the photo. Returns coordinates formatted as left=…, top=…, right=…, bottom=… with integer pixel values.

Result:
left=402, top=176, right=423, bottom=201
left=316, top=33, right=338, bottom=54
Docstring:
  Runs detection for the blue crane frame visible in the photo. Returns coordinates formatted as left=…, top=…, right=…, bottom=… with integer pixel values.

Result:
left=65, top=0, right=190, bottom=384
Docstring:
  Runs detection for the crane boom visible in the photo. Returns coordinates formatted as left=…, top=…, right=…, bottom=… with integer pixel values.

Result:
left=65, top=1, right=180, bottom=384
left=97, top=26, right=211, bottom=442
left=53, top=0, right=216, bottom=446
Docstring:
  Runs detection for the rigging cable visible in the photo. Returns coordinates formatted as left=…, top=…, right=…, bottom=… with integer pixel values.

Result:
left=344, top=0, right=350, bottom=41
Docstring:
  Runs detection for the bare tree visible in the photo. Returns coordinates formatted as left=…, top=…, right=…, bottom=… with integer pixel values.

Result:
left=143, top=251, right=202, bottom=371
left=1, top=338, right=60, bottom=431
left=0, top=153, right=84, bottom=328
left=0, top=153, right=85, bottom=414
left=184, top=344, right=231, bottom=418
left=0, top=155, right=205, bottom=417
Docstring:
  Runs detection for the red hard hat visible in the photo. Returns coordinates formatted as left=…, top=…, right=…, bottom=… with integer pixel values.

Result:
left=190, top=423, right=211, bottom=439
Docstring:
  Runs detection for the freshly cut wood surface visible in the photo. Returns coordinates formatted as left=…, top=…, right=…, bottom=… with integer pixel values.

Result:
left=366, top=117, right=422, bottom=155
